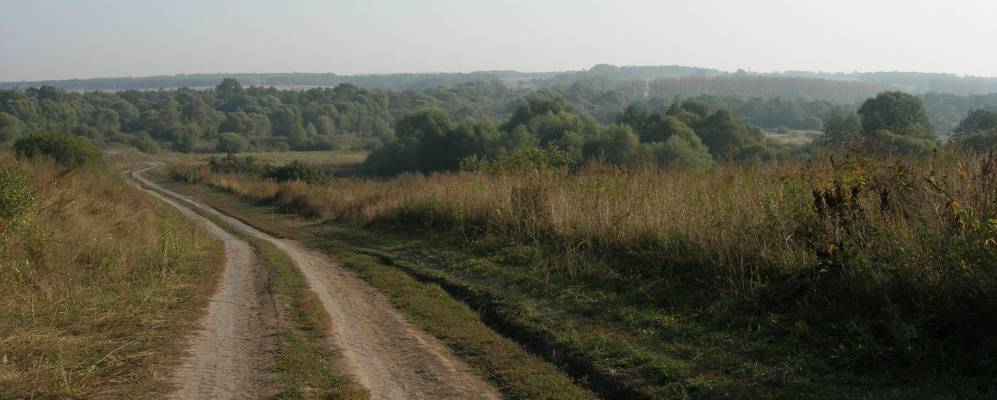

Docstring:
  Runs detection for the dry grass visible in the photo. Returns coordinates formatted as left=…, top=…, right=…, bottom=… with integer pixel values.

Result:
left=169, top=150, right=997, bottom=376
left=176, top=152, right=995, bottom=294
left=0, top=152, right=223, bottom=399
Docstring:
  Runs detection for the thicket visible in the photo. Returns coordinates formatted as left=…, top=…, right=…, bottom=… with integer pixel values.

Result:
left=202, top=154, right=328, bottom=184
left=365, top=96, right=790, bottom=175
left=13, top=132, right=101, bottom=167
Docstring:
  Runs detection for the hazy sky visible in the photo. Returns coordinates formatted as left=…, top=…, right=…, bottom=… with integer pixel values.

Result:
left=2, top=0, right=996, bottom=81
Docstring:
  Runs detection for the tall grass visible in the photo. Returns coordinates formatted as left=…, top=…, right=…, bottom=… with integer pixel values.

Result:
left=172, top=150, right=997, bottom=372
left=1, top=152, right=222, bottom=398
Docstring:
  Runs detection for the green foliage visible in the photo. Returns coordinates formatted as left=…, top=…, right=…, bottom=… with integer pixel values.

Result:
left=819, top=110, right=862, bottom=147
left=461, top=145, right=575, bottom=174
left=637, top=135, right=714, bottom=168
left=583, top=125, right=640, bottom=166
left=0, top=164, right=36, bottom=238
left=954, top=129, right=997, bottom=151
left=13, top=132, right=100, bottom=167
left=208, top=154, right=265, bottom=175
left=265, top=160, right=327, bottom=183
left=132, top=133, right=161, bottom=154
left=954, top=108, right=997, bottom=134
left=858, top=91, right=933, bottom=138
left=216, top=131, right=249, bottom=153
left=0, top=112, right=25, bottom=145
left=952, top=109, right=997, bottom=151
left=694, top=109, right=769, bottom=161
left=5, top=78, right=995, bottom=158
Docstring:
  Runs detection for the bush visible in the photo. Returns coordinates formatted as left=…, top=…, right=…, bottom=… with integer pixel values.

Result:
left=954, top=129, right=997, bottom=152
left=132, top=134, right=161, bottom=154
left=216, top=132, right=249, bottom=154
left=0, top=164, right=37, bottom=238
left=208, top=154, right=265, bottom=175
left=265, top=160, right=327, bottom=183
left=13, top=132, right=101, bottom=167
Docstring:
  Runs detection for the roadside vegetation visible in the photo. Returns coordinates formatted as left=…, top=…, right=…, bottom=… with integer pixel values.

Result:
left=163, top=91, right=997, bottom=398
left=0, top=148, right=223, bottom=398
left=151, top=174, right=598, bottom=400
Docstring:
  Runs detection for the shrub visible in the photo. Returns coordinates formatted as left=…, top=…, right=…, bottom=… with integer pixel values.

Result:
left=216, top=132, right=249, bottom=154
left=208, top=154, right=264, bottom=175
left=133, top=134, right=161, bottom=154
left=13, top=132, right=101, bottom=167
left=265, top=160, right=327, bottom=183
left=0, top=164, right=37, bottom=238
left=954, top=129, right=997, bottom=152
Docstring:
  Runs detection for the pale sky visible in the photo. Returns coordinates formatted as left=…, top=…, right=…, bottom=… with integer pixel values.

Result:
left=1, top=0, right=996, bottom=82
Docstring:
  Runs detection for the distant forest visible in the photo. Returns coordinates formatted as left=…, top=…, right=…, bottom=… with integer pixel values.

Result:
left=4, top=70, right=997, bottom=154
left=6, top=64, right=997, bottom=97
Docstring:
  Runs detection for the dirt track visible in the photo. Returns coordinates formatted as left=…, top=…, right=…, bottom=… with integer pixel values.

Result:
left=128, top=166, right=277, bottom=400
left=131, top=165, right=501, bottom=400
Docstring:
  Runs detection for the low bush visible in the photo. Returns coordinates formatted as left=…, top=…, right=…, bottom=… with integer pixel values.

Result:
left=13, top=132, right=101, bottom=167
left=264, top=160, right=327, bottom=183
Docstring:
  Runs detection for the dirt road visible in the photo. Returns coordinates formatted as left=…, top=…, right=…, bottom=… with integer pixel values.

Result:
left=131, top=165, right=501, bottom=400
left=128, top=165, right=277, bottom=400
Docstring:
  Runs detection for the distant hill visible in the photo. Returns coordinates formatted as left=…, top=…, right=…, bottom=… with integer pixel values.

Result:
left=4, top=65, right=997, bottom=104
left=0, top=71, right=558, bottom=92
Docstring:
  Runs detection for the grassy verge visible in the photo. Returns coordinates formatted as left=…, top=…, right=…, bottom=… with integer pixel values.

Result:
left=156, top=163, right=997, bottom=399
left=151, top=170, right=598, bottom=400
left=252, top=238, right=368, bottom=400
left=0, top=155, right=224, bottom=399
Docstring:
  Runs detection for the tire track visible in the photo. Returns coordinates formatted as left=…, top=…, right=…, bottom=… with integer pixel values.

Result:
left=131, top=164, right=501, bottom=400
left=128, top=165, right=277, bottom=400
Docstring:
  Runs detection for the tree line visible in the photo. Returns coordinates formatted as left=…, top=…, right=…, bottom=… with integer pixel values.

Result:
left=366, top=90, right=997, bottom=175
left=2, top=78, right=996, bottom=157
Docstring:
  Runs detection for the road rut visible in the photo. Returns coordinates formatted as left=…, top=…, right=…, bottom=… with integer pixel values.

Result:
left=129, top=166, right=276, bottom=400
left=131, top=165, right=501, bottom=400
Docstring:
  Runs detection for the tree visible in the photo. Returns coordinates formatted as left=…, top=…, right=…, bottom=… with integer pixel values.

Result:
left=819, top=111, right=862, bottom=147
left=584, top=125, right=640, bottom=166
left=857, top=91, right=933, bottom=138
left=638, top=135, right=714, bottom=169
left=954, top=109, right=997, bottom=134
left=216, top=78, right=244, bottom=98
left=953, top=109, right=997, bottom=151
left=216, top=132, right=249, bottom=154
left=365, top=109, right=455, bottom=174
left=501, top=95, right=574, bottom=132
left=696, top=109, right=764, bottom=159
left=643, top=115, right=698, bottom=144
left=0, top=112, right=25, bottom=144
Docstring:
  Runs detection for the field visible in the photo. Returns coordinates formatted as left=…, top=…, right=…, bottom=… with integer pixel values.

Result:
left=163, top=149, right=997, bottom=398
left=0, top=152, right=224, bottom=398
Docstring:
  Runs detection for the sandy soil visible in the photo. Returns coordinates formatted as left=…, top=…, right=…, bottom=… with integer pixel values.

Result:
left=131, top=165, right=501, bottom=400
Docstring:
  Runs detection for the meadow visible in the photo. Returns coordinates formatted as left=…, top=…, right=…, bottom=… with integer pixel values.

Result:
left=167, top=150, right=997, bottom=397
